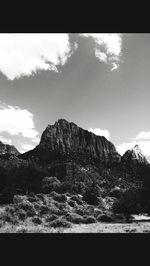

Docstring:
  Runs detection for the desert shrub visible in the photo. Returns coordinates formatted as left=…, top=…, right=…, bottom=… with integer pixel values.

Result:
left=113, top=189, right=142, bottom=222
left=2, top=212, right=18, bottom=225
left=34, top=202, right=42, bottom=211
left=114, top=213, right=126, bottom=222
left=32, top=216, right=42, bottom=225
left=27, top=195, right=37, bottom=203
left=53, top=193, right=67, bottom=203
left=75, top=207, right=84, bottom=216
left=48, top=205, right=61, bottom=215
left=49, top=216, right=71, bottom=228
left=66, top=213, right=84, bottom=224
left=93, top=208, right=103, bottom=217
left=45, top=214, right=58, bottom=223
left=13, top=195, right=24, bottom=204
left=17, top=209, right=27, bottom=221
left=82, top=182, right=101, bottom=205
left=70, top=195, right=83, bottom=205
left=97, top=213, right=115, bottom=222
left=68, top=200, right=76, bottom=207
left=84, top=216, right=97, bottom=224
left=39, top=205, right=49, bottom=216
left=36, top=193, right=46, bottom=201
left=18, top=201, right=36, bottom=217
left=42, top=177, right=61, bottom=193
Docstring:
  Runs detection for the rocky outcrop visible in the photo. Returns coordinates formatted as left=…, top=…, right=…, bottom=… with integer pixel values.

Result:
left=0, top=141, right=20, bottom=156
left=37, top=119, right=121, bottom=164
left=122, top=145, right=148, bottom=165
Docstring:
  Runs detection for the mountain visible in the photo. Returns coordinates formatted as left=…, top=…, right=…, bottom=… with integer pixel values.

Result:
left=122, top=145, right=148, bottom=165
left=20, top=119, right=121, bottom=165
left=0, top=141, right=20, bottom=156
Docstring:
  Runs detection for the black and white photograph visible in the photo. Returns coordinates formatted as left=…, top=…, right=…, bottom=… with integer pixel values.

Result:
left=0, top=32, right=150, bottom=233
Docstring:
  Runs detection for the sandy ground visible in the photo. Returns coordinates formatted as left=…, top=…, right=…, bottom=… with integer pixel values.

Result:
left=62, top=222, right=150, bottom=233
left=1, top=222, right=150, bottom=233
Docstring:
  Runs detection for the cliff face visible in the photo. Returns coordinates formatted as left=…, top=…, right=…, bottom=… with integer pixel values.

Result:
left=0, top=141, right=20, bottom=156
left=38, top=119, right=121, bottom=164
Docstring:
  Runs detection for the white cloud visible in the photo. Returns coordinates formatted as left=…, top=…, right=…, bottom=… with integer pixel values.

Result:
left=80, top=34, right=122, bottom=70
left=88, top=128, right=110, bottom=140
left=32, top=137, right=40, bottom=144
left=0, top=34, right=72, bottom=80
left=132, top=131, right=150, bottom=141
left=0, top=102, right=38, bottom=139
left=0, top=135, right=12, bottom=144
left=21, top=144, right=35, bottom=152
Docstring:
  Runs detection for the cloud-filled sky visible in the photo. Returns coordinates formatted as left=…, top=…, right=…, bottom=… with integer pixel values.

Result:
left=0, top=33, right=150, bottom=161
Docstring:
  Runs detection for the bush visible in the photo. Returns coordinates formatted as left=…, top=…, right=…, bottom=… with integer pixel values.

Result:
left=39, top=205, right=49, bottom=216
left=113, top=189, right=142, bottom=222
left=18, top=201, right=36, bottom=217
left=32, top=216, right=42, bottom=225
left=45, top=214, right=58, bottom=223
left=53, top=193, right=67, bottom=203
left=66, top=213, right=84, bottom=224
left=97, top=213, right=115, bottom=222
left=82, top=183, right=101, bottom=205
left=17, top=209, right=27, bottom=220
left=75, top=207, right=84, bottom=216
left=84, top=216, right=97, bottom=224
left=68, top=200, right=76, bottom=207
left=49, top=216, right=71, bottom=228
left=42, top=177, right=61, bottom=193
left=70, top=195, right=83, bottom=205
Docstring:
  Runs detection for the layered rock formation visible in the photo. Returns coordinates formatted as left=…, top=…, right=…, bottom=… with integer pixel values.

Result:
left=38, top=119, right=121, bottom=164
left=122, top=145, right=148, bottom=165
left=0, top=141, right=20, bottom=156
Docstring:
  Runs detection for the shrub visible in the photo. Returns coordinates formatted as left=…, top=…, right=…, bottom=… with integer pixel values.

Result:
left=18, top=201, right=36, bottom=217
left=39, top=205, right=49, bottom=216
left=113, top=189, right=142, bottom=222
left=48, top=206, right=61, bottom=215
left=84, top=216, right=97, bottom=224
left=66, top=213, right=84, bottom=224
left=70, top=195, right=83, bottom=205
left=42, top=177, right=61, bottom=193
left=32, top=216, right=42, bottom=225
left=45, top=214, right=58, bottom=223
left=82, top=183, right=101, bottom=205
left=68, top=200, right=76, bottom=207
left=75, top=207, right=84, bottom=216
left=97, top=213, right=115, bottom=222
left=17, top=209, right=27, bottom=221
left=49, top=216, right=71, bottom=228
left=53, top=193, right=67, bottom=203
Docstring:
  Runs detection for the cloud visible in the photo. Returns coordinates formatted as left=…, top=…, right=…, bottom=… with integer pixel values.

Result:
left=21, top=144, right=35, bottom=152
left=88, top=128, right=110, bottom=140
left=0, top=102, right=38, bottom=139
left=0, top=135, right=12, bottom=144
left=0, top=34, right=73, bottom=80
left=80, top=34, right=122, bottom=70
left=132, top=131, right=150, bottom=141
left=32, top=137, right=40, bottom=144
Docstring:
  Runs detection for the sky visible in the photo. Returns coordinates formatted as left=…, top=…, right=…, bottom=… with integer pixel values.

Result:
left=0, top=33, right=150, bottom=161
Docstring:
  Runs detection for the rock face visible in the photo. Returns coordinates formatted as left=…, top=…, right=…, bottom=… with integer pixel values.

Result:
left=122, top=145, right=148, bottom=165
left=38, top=119, right=121, bottom=164
left=0, top=141, right=20, bottom=156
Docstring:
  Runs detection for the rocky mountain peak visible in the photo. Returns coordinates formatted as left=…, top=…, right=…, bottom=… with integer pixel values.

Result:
left=122, top=144, right=148, bottom=165
left=0, top=141, right=20, bottom=156
left=38, top=119, right=121, bottom=164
